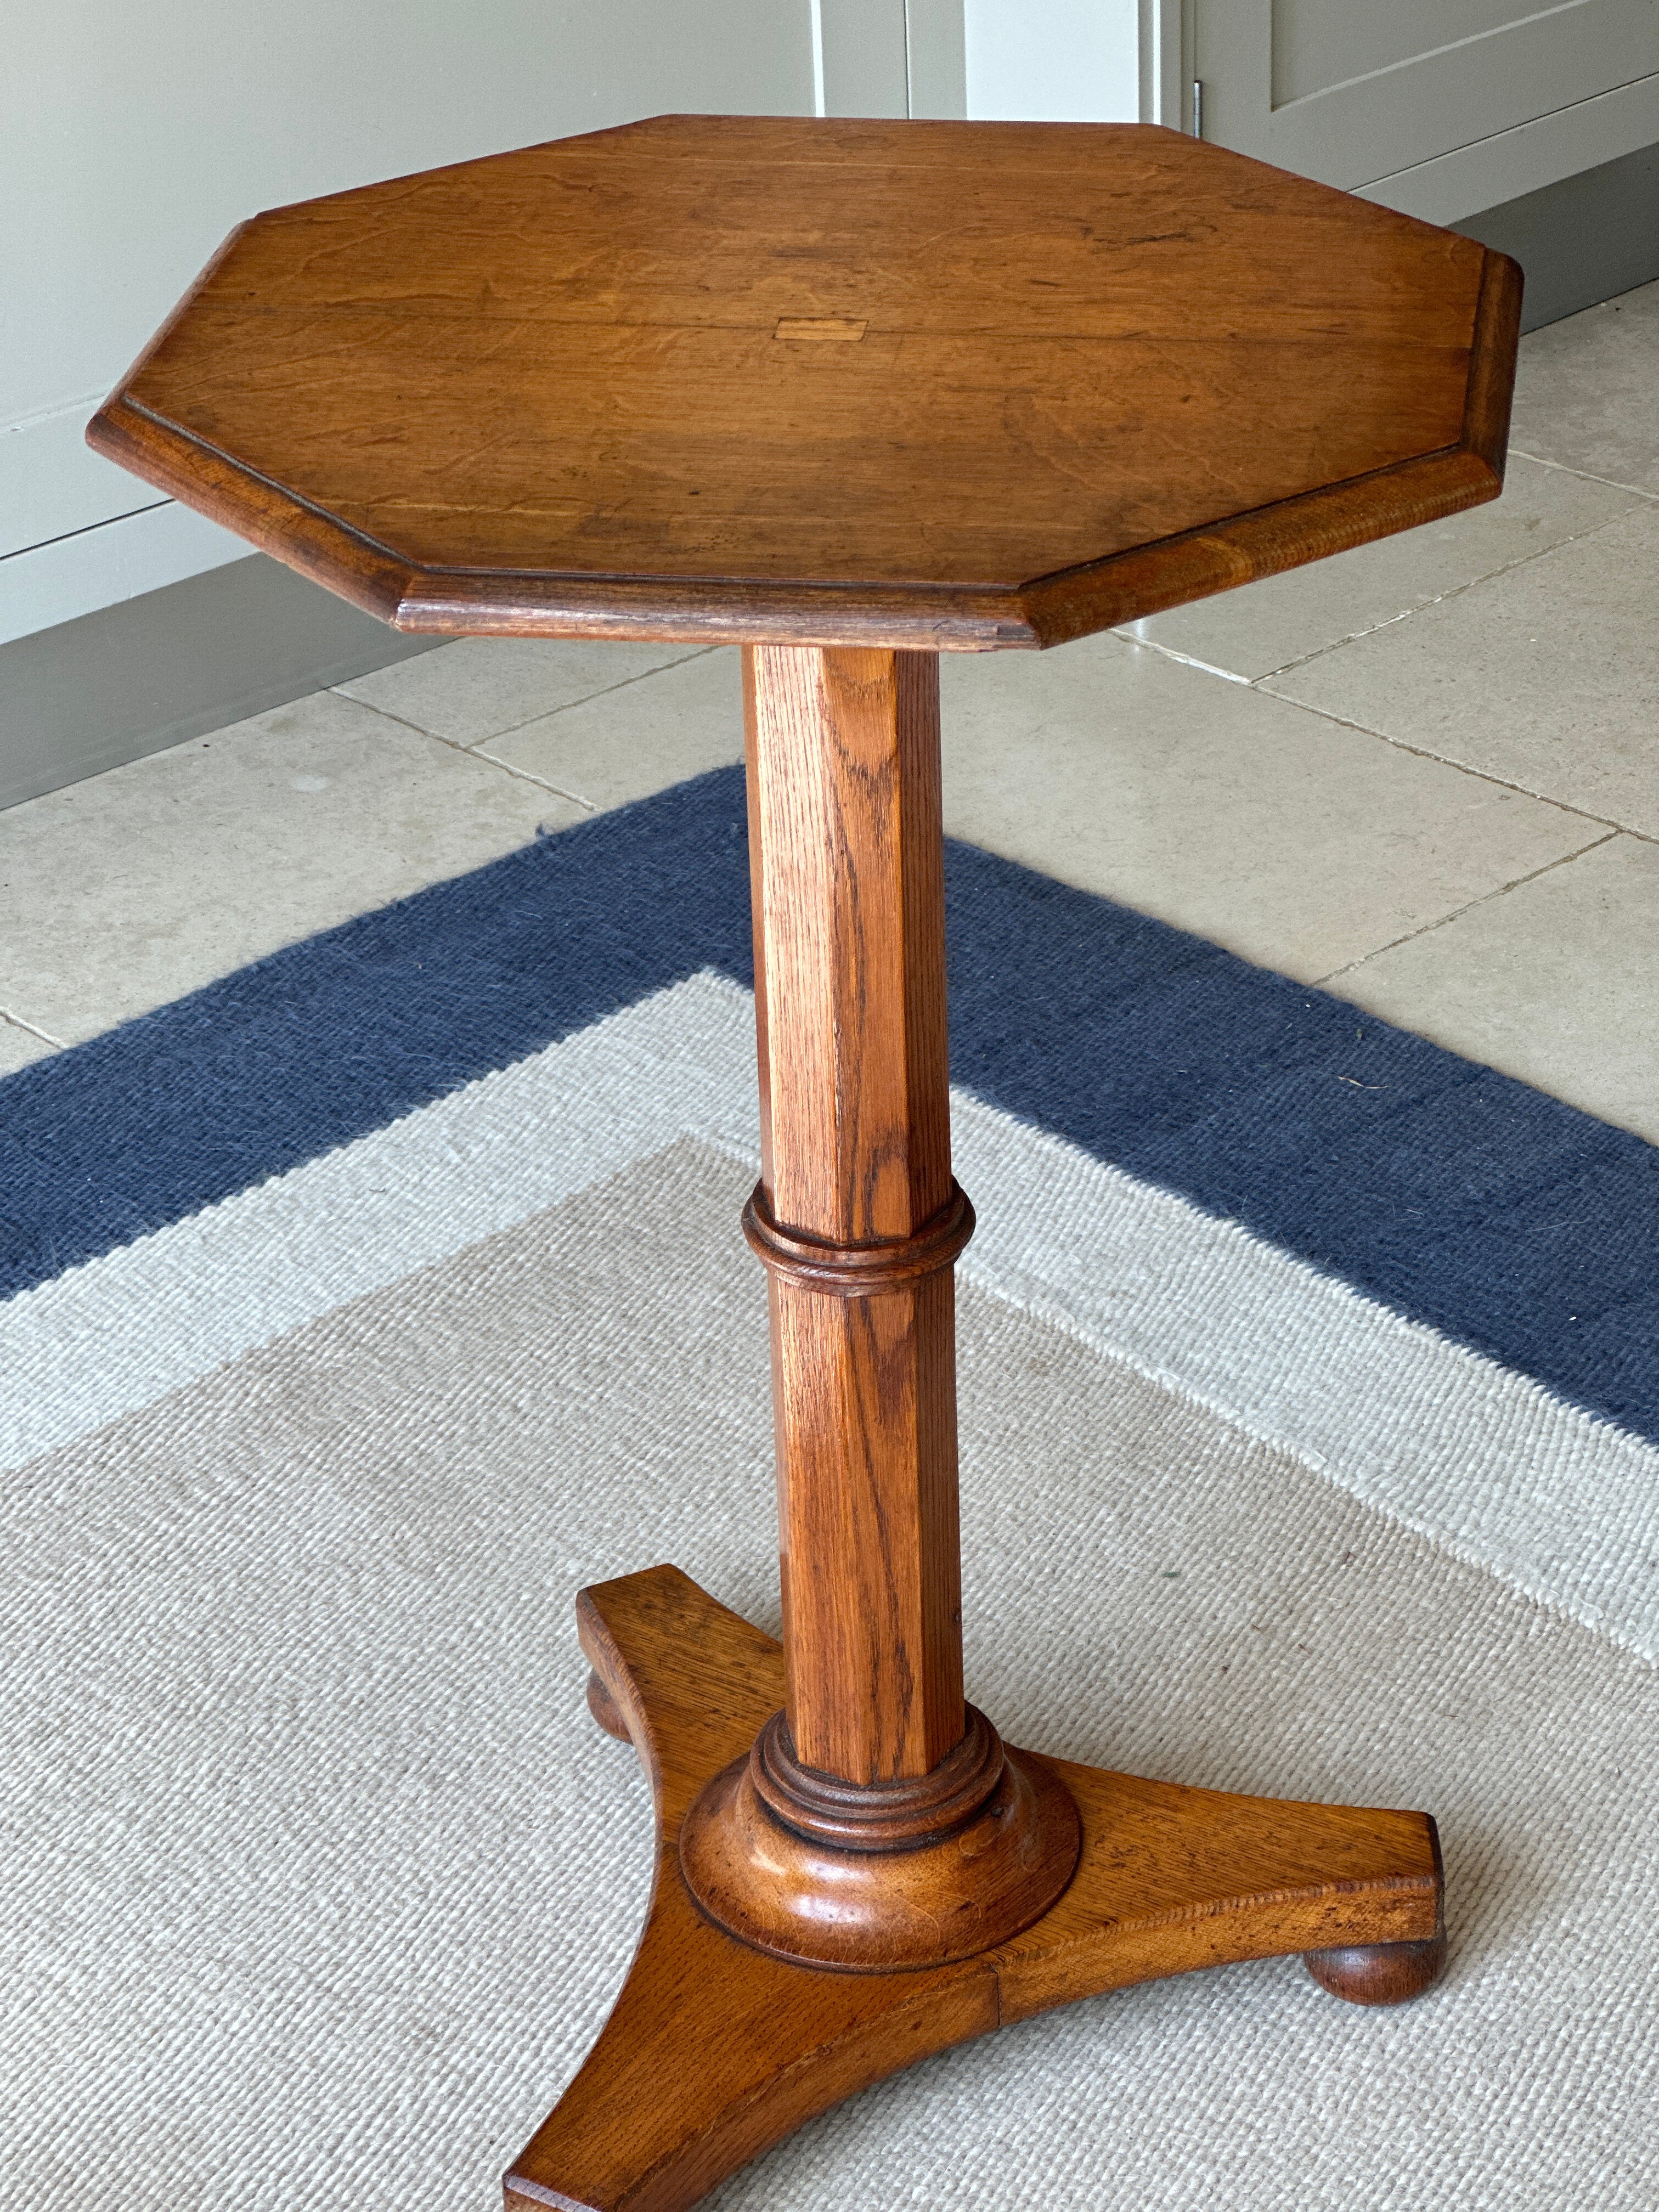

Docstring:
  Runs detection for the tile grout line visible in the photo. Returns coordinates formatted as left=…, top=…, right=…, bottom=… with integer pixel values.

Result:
left=1312, top=831, right=1623, bottom=986
left=1251, top=691, right=1655, bottom=845
left=454, top=623, right=1657, bottom=857
left=1122, top=633, right=1644, bottom=842
left=459, top=645, right=719, bottom=749
left=1507, top=445, right=1659, bottom=506
left=0, top=1006, right=66, bottom=1049
left=1121, top=454, right=1655, bottom=692
left=1246, top=494, right=1654, bottom=685
left=1121, top=577, right=1468, bottom=692
left=328, top=644, right=717, bottom=757
left=317, top=693, right=600, bottom=812
left=1118, top=636, right=1252, bottom=686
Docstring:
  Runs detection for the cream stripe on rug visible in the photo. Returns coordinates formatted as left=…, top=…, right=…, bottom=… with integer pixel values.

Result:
left=3, top=1139, right=1654, bottom=2210
left=6, top=972, right=1657, bottom=1660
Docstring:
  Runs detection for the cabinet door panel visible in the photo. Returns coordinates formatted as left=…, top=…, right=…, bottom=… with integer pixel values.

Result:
left=1197, top=0, right=1659, bottom=189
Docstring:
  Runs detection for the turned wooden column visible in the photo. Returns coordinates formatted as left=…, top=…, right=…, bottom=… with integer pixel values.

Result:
left=678, top=646, right=1080, bottom=1971
left=743, top=643, right=966, bottom=1786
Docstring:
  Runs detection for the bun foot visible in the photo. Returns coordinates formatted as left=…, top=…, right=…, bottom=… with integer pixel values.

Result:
left=585, top=1668, right=630, bottom=1741
left=1305, top=1929, right=1448, bottom=2006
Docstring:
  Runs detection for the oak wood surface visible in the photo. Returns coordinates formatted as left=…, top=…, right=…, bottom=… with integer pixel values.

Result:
left=524, top=1565, right=1444, bottom=2212
left=687, top=641, right=1082, bottom=1970
left=1305, top=1931, right=1449, bottom=2006
left=743, top=646, right=964, bottom=1786
left=88, top=117, right=1521, bottom=650
left=585, top=1669, right=630, bottom=1743
left=678, top=1703, right=1082, bottom=1971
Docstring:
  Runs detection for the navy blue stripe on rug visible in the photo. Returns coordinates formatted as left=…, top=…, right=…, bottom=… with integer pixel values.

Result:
left=3, top=763, right=1655, bottom=1443
left=0, top=771, right=755, bottom=1295
left=945, top=845, right=1657, bottom=1445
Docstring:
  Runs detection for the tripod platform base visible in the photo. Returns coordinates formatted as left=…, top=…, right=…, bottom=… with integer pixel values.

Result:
left=507, top=1567, right=1445, bottom=2212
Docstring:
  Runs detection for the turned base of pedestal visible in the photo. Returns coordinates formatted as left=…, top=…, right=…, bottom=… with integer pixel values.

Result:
left=507, top=1567, right=1447, bottom=2212
left=678, top=1704, right=1082, bottom=1971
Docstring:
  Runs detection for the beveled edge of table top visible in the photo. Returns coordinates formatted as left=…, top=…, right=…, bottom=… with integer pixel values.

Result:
left=87, top=250, right=1520, bottom=653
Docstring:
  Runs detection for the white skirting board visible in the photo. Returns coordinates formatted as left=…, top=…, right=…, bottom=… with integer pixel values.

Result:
left=1362, top=67, right=1659, bottom=229
left=0, top=499, right=247, bottom=649
left=0, top=396, right=250, bottom=645
left=0, top=554, right=439, bottom=814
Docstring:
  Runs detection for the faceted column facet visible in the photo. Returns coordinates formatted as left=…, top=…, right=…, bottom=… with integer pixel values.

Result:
left=743, top=644, right=965, bottom=1785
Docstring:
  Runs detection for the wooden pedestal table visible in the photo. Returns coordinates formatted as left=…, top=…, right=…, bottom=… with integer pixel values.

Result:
left=89, top=116, right=1522, bottom=2212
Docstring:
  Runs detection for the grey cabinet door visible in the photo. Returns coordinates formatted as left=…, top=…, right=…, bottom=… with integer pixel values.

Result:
left=1194, top=0, right=1659, bottom=190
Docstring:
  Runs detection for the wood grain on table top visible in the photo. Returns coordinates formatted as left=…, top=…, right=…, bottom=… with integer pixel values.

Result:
left=91, top=116, right=1521, bottom=648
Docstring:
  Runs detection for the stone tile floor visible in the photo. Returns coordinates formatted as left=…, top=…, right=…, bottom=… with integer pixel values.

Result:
left=2, top=283, right=1655, bottom=1140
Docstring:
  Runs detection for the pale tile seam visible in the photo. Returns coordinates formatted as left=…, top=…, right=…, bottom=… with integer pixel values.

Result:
left=1116, top=472, right=1652, bottom=690
left=1242, top=690, right=1645, bottom=839
left=1118, top=612, right=1416, bottom=687
left=1246, top=500, right=1655, bottom=685
left=328, top=644, right=716, bottom=754
left=455, top=645, right=719, bottom=750
left=1095, top=641, right=1633, bottom=837
left=1250, top=601, right=1431, bottom=681
left=0, top=1005, right=65, bottom=1048
left=1508, top=445, right=1659, bottom=506
left=1115, top=635, right=1252, bottom=685
left=1312, top=830, right=1624, bottom=985
left=467, top=744, right=598, bottom=811
left=316, top=693, right=599, bottom=811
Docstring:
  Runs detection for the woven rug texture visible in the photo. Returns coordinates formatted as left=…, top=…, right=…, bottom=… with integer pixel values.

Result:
left=5, top=772, right=1656, bottom=2210
left=4, top=1136, right=1654, bottom=2211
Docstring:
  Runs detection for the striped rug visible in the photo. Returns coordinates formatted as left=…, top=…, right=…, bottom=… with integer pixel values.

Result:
left=3, top=767, right=1656, bottom=2210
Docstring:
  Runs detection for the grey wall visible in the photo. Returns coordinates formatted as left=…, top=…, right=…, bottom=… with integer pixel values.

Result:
left=0, top=557, right=441, bottom=814
left=1456, top=139, right=1659, bottom=331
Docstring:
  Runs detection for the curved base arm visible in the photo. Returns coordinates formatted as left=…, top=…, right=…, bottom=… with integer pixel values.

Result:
left=514, top=1566, right=1444, bottom=2212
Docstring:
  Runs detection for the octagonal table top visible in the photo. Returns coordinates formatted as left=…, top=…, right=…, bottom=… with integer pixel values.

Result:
left=89, top=116, right=1521, bottom=651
